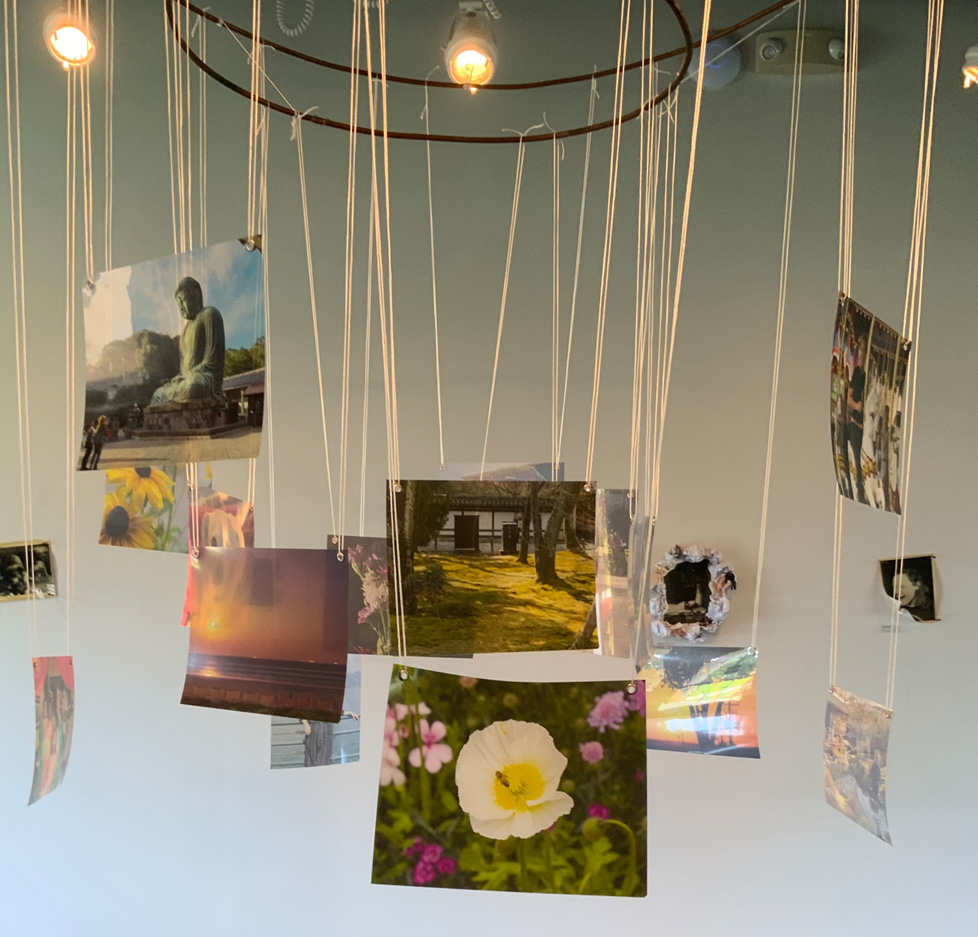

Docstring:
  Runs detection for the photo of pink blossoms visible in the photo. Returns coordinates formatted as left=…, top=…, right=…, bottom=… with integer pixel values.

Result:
left=342, top=536, right=391, bottom=655
left=372, top=666, right=647, bottom=896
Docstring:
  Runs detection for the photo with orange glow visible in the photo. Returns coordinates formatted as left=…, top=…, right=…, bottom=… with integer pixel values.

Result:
left=640, top=646, right=759, bottom=758
left=181, top=547, right=349, bottom=721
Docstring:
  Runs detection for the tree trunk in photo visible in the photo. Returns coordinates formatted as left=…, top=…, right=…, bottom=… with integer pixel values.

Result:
left=564, top=504, right=589, bottom=557
left=394, top=481, right=417, bottom=613
left=517, top=484, right=538, bottom=565
left=571, top=601, right=598, bottom=649
left=535, top=482, right=584, bottom=587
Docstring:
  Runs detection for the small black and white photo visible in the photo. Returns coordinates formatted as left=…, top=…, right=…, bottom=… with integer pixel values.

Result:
left=0, top=541, right=56, bottom=602
left=879, top=554, right=938, bottom=622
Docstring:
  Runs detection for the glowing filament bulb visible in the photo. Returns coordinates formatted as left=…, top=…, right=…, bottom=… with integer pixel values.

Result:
left=45, top=18, right=95, bottom=69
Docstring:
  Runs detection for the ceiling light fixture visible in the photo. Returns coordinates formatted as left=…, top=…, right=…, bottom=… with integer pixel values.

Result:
left=445, top=1, right=498, bottom=91
left=44, top=11, right=95, bottom=69
left=964, top=44, right=978, bottom=89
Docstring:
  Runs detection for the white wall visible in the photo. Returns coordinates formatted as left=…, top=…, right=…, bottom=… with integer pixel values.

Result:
left=1, top=1, right=976, bottom=934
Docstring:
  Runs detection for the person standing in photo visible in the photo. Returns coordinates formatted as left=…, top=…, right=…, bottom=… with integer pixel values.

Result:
left=845, top=335, right=867, bottom=503
left=89, top=416, right=108, bottom=470
left=80, top=421, right=96, bottom=470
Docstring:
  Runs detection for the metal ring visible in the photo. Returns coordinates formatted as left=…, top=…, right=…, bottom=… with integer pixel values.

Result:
left=165, top=0, right=695, bottom=145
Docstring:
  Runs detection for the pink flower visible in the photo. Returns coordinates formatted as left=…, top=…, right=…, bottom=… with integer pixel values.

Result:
left=395, top=702, right=431, bottom=721
left=405, top=839, right=424, bottom=857
left=588, top=803, right=610, bottom=820
left=421, top=843, right=443, bottom=864
left=587, top=691, right=628, bottom=733
left=380, top=711, right=405, bottom=786
left=412, top=861, right=437, bottom=885
left=408, top=719, right=454, bottom=774
left=435, top=856, right=457, bottom=875
left=627, top=684, right=647, bottom=716
left=579, top=740, right=604, bottom=765
left=634, top=769, right=645, bottom=783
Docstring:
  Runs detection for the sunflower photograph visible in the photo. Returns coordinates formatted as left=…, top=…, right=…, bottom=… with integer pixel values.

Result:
left=99, top=465, right=187, bottom=552
left=372, top=666, right=647, bottom=896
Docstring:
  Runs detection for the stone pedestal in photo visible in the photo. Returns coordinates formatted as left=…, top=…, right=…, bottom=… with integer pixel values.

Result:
left=134, top=397, right=235, bottom=438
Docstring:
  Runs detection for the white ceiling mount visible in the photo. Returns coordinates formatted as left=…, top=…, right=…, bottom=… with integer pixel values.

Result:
left=755, top=28, right=845, bottom=76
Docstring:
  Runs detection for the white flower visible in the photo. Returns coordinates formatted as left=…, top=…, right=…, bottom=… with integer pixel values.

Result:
left=455, top=720, right=574, bottom=840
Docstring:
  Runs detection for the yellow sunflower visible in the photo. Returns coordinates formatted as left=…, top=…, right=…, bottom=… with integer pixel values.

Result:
left=99, top=491, right=157, bottom=549
left=105, top=466, right=175, bottom=512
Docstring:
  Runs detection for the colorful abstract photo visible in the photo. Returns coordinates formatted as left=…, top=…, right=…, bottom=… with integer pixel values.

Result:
left=372, top=666, right=647, bottom=896
left=640, top=646, right=759, bottom=757
left=28, top=657, right=75, bottom=805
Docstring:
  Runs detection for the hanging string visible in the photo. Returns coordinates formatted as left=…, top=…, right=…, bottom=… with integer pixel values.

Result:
left=245, top=0, right=263, bottom=240
left=884, top=0, right=943, bottom=710
left=183, top=0, right=193, bottom=250
left=584, top=0, right=631, bottom=488
left=339, top=0, right=363, bottom=554
left=293, top=114, right=339, bottom=546
left=550, top=125, right=562, bottom=479
left=556, top=75, right=598, bottom=468
left=3, top=0, right=38, bottom=640
left=362, top=10, right=405, bottom=657
left=651, top=0, right=713, bottom=519
left=422, top=71, right=445, bottom=470
left=828, top=0, right=859, bottom=689
left=172, top=0, right=187, bottom=252
left=65, top=63, right=75, bottom=653
left=749, top=0, right=806, bottom=649
left=358, top=154, right=377, bottom=538
left=193, top=10, right=207, bottom=247
left=163, top=1, right=179, bottom=255
left=104, top=0, right=114, bottom=269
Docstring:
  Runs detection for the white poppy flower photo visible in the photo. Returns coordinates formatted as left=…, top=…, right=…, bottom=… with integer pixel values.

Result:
left=372, top=666, right=647, bottom=896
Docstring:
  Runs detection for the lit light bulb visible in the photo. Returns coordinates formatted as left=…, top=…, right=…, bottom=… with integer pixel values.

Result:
left=44, top=14, right=95, bottom=69
left=965, top=45, right=978, bottom=89
left=444, top=3, right=497, bottom=88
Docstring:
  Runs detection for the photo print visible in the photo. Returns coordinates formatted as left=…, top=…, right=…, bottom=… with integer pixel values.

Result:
left=387, top=480, right=597, bottom=655
left=372, top=666, right=647, bottom=896
left=180, top=548, right=348, bottom=721
left=594, top=489, right=642, bottom=659
left=0, top=541, right=56, bottom=602
left=270, top=656, right=361, bottom=768
left=81, top=238, right=265, bottom=470
left=879, top=554, right=938, bottom=623
left=824, top=686, right=892, bottom=844
left=640, top=646, right=759, bottom=757
left=340, top=536, right=391, bottom=655
left=28, top=656, right=75, bottom=805
left=830, top=295, right=910, bottom=513
left=99, top=465, right=254, bottom=553
left=648, top=545, right=736, bottom=643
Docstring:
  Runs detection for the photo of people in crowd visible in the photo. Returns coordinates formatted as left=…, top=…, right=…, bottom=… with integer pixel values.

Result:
left=0, top=541, right=56, bottom=602
left=830, top=295, right=910, bottom=514
left=28, top=656, right=75, bottom=805
left=879, top=554, right=938, bottom=622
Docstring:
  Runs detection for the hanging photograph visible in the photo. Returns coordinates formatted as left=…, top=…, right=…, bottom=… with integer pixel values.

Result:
left=648, top=545, right=736, bottom=643
left=99, top=465, right=253, bottom=553
left=372, top=666, right=647, bottom=896
left=640, top=646, right=759, bottom=757
left=270, top=656, right=361, bottom=768
left=824, top=686, right=892, bottom=844
left=28, top=656, right=75, bottom=805
left=830, top=295, right=910, bottom=513
left=388, top=481, right=596, bottom=655
left=80, top=238, right=265, bottom=470
left=342, top=536, right=391, bottom=655
left=180, top=547, right=348, bottom=721
left=0, top=541, right=56, bottom=602
left=594, top=489, right=640, bottom=659
left=879, top=554, right=938, bottom=623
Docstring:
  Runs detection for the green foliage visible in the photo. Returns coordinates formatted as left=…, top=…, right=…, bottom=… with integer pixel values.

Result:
left=372, top=670, right=647, bottom=896
left=224, top=337, right=266, bottom=377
